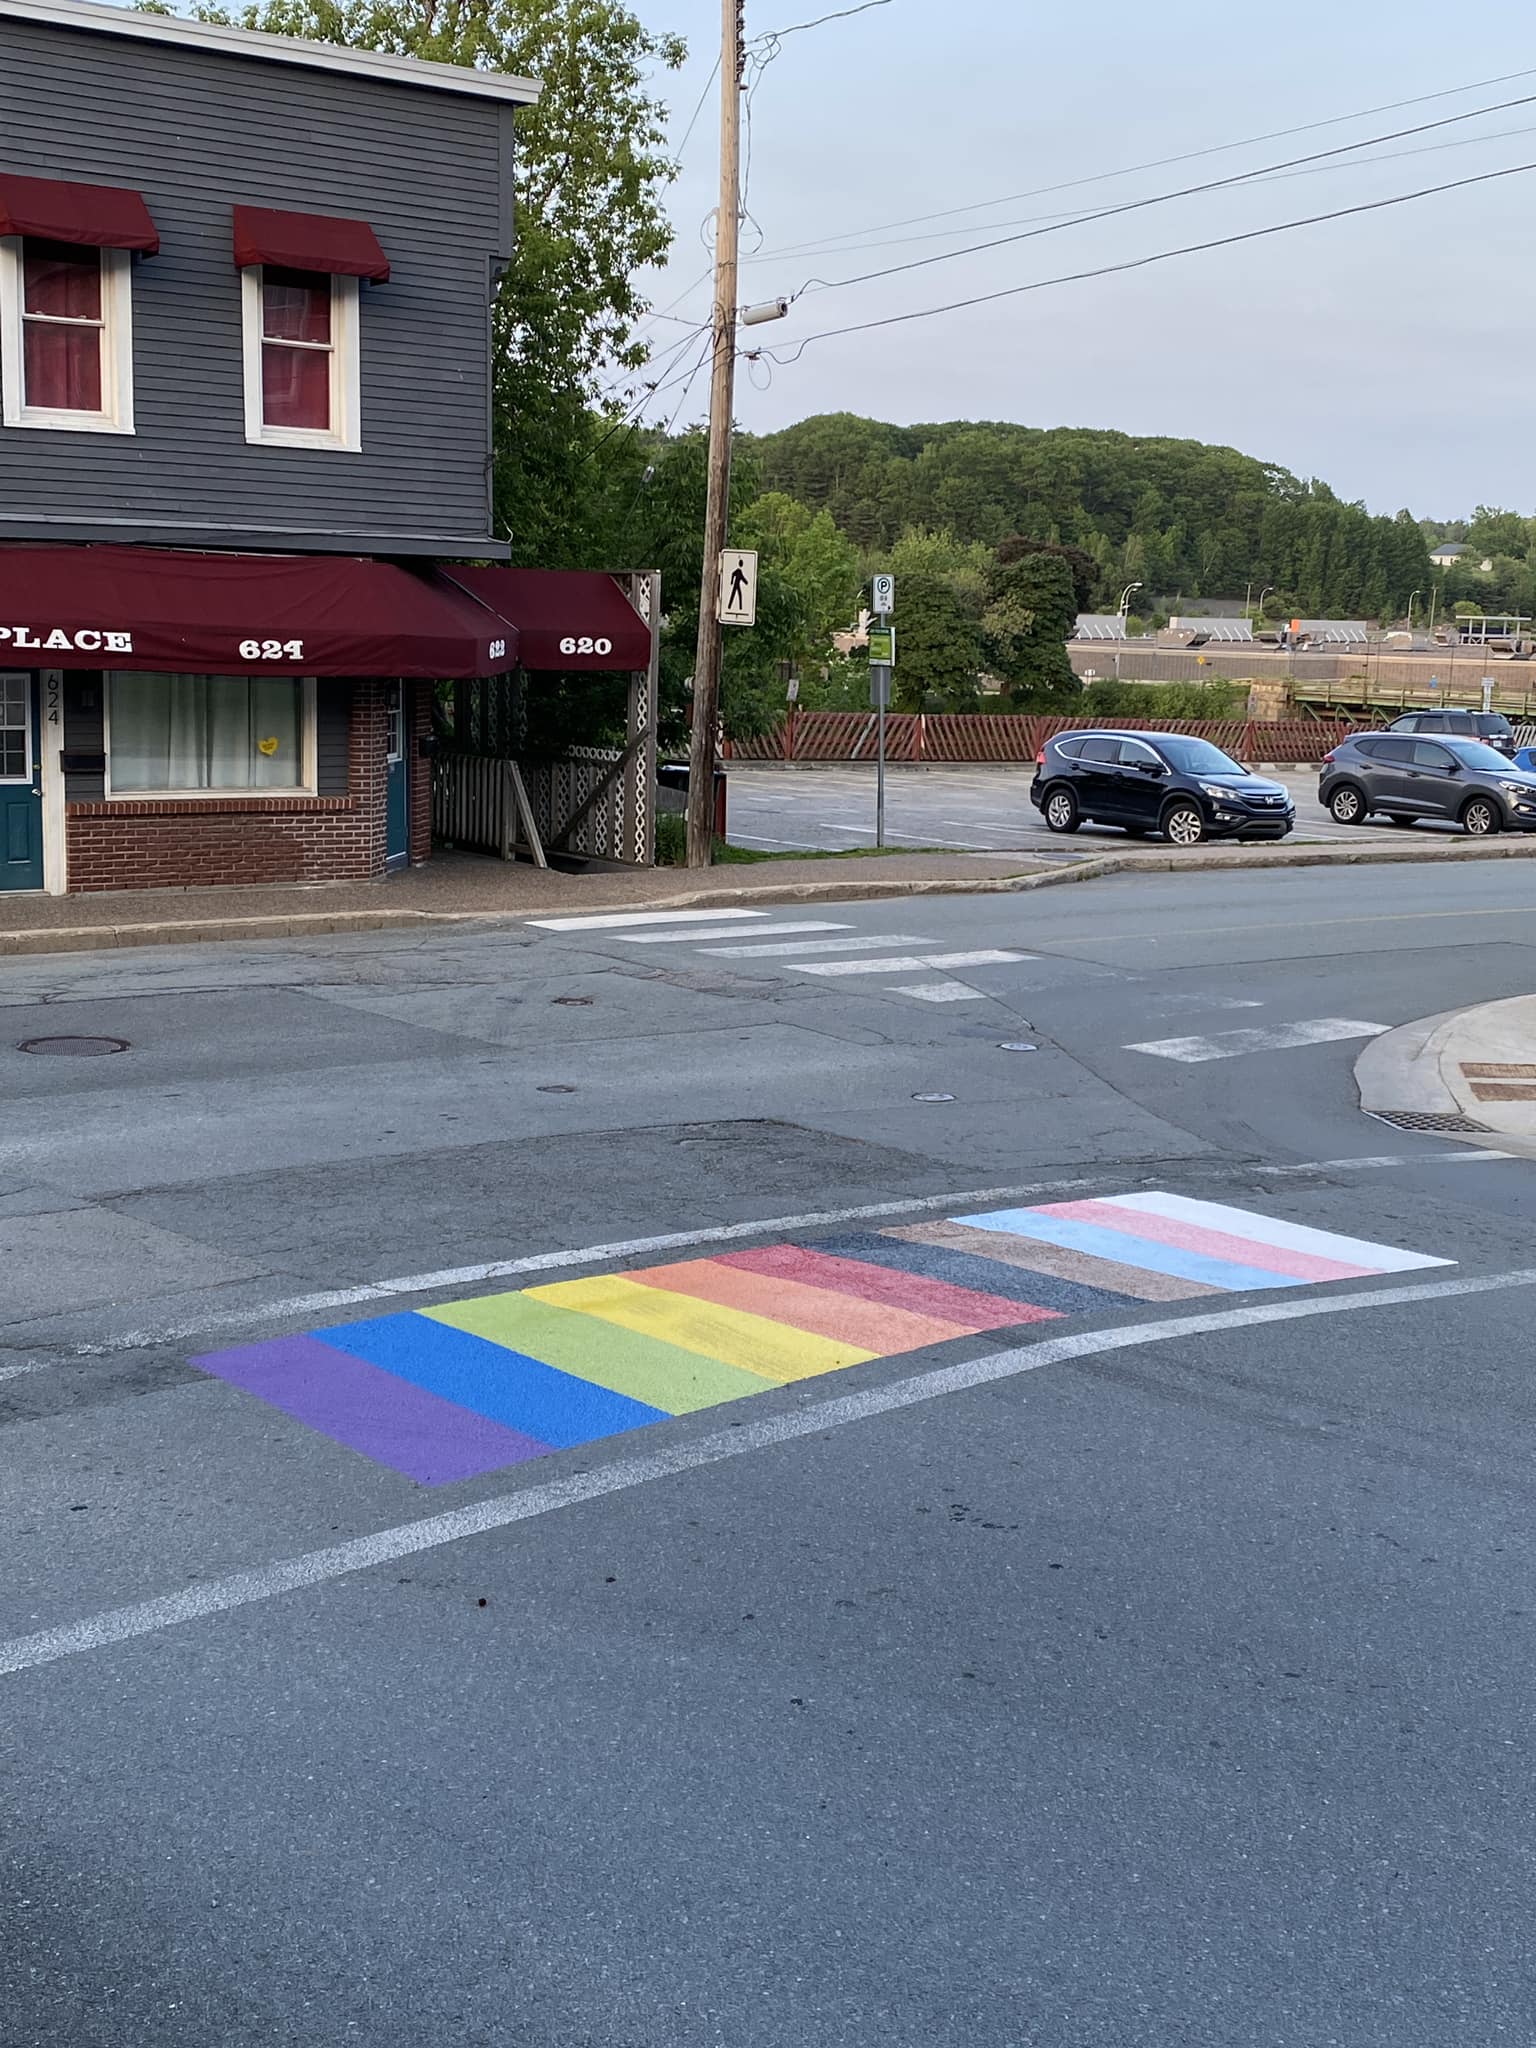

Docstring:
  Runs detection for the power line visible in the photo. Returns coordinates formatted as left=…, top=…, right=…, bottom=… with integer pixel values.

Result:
left=751, top=0, right=891, bottom=41
left=740, top=59, right=1536, bottom=260
left=794, top=88, right=1536, bottom=299
left=752, top=156, right=1536, bottom=361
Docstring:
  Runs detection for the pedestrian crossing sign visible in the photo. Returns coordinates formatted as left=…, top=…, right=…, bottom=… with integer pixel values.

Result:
left=717, top=549, right=758, bottom=626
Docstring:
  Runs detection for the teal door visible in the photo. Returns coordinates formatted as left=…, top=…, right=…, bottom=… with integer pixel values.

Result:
left=0, top=673, right=42, bottom=891
left=384, top=681, right=408, bottom=870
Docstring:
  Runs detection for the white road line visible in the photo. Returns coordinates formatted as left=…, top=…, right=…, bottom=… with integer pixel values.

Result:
left=7, top=1265, right=1532, bottom=1679
left=53, top=1150, right=1521, bottom=1361
left=797, top=949, right=1029, bottom=978
left=891, top=980, right=984, bottom=1002
left=525, top=910, right=770, bottom=932
left=617, top=921, right=853, bottom=945
left=1126, top=1019, right=1391, bottom=1063
left=700, top=933, right=929, bottom=958
left=0, top=1358, right=48, bottom=1384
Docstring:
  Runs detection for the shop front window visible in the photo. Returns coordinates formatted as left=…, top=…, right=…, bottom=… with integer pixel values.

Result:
left=108, top=674, right=310, bottom=793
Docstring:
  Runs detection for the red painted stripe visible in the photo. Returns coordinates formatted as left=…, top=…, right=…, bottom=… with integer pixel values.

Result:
left=628, top=1258, right=974, bottom=1353
left=1036, top=1199, right=1376, bottom=1282
left=718, top=1244, right=1060, bottom=1330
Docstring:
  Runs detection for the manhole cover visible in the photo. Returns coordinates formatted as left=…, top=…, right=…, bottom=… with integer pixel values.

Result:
left=551, top=995, right=593, bottom=1007
left=1366, top=1109, right=1490, bottom=1134
left=998, top=1041, right=1038, bottom=1052
left=17, top=1035, right=130, bottom=1057
left=912, top=1091, right=956, bottom=1103
left=537, top=1084, right=577, bottom=1094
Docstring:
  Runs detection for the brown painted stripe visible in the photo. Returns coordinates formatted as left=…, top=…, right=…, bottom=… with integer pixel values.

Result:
left=1462, top=1062, right=1536, bottom=1079
left=888, top=1219, right=1220, bottom=1303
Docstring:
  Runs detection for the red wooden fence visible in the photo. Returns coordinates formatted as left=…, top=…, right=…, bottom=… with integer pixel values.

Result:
left=732, top=711, right=1364, bottom=765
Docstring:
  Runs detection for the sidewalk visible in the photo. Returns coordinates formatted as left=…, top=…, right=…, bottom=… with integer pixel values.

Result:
left=1356, top=993, right=1536, bottom=1146
left=4, top=831, right=1536, bottom=959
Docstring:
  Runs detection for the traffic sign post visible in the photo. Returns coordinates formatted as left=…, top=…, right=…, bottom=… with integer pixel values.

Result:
left=869, top=582, right=895, bottom=847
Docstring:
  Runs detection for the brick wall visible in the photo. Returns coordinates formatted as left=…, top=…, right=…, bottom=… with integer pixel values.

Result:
left=64, top=678, right=396, bottom=892
left=408, top=679, right=432, bottom=866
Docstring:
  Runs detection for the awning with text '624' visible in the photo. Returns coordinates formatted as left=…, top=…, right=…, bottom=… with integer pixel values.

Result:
left=0, top=546, right=520, bottom=677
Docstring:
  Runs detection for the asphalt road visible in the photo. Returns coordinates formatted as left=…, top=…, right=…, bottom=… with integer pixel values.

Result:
left=5, top=862, right=1536, bottom=2046
left=723, top=762, right=1440, bottom=852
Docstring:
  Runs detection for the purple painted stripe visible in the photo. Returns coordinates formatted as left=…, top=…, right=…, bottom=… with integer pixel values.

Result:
left=194, top=1333, right=554, bottom=1486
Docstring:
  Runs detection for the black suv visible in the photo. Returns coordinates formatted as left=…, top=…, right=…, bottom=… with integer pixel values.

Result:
left=1320, top=731, right=1536, bottom=834
left=1030, top=730, right=1295, bottom=844
left=1387, top=710, right=1515, bottom=757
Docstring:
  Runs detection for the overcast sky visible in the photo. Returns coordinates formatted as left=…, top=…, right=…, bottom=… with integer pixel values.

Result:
left=630, top=0, right=1536, bottom=520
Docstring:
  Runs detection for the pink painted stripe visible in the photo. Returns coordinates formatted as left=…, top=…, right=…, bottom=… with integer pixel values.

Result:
left=718, top=1244, right=1060, bottom=1331
left=1034, top=1199, right=1379, bottom=1282
left=627, top=1257, right=974, bottom=1354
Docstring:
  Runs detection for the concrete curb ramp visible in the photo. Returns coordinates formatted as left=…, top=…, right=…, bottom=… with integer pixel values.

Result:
left=1357, top=994, right=1536, bottom=1150
left=3, top=833, right=1536, bottom=959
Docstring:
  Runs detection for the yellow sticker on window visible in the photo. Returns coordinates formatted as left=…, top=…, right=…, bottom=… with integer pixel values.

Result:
left=257, top=737, right=280, bottom=756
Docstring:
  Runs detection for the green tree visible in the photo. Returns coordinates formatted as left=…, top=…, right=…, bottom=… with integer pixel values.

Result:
left=982, top=543, right=1079, bottom=707
left=883, top=571, right=982, bottom=711
left=738, top=493, right=861, bottom=667
left=172, top=0, right=686, bottom=563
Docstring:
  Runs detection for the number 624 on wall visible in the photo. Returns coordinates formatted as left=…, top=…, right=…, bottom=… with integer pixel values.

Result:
left=239, top=638, right=305, bottom=660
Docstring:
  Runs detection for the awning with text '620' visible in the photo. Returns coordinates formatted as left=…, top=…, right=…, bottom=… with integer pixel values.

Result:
left=0, top=546, right=520, bottom=678
left=442, top=567, right=653, bottom=671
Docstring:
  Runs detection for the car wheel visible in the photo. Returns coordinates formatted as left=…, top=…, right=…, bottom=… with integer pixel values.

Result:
left=1328, top=783, right=1367, bottom=824
left=1162, top=800, right=1207, bottom=847
left=1461, top=795, right=1502, bottom=837
left=1043, top=786, right=1080, bottom=834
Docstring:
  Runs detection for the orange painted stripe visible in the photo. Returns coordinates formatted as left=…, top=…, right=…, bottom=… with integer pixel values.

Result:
left=627, top=1257, right=977, bottom=1353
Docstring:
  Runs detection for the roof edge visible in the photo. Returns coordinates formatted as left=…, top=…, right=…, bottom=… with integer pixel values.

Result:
left=0, top=0, right=541, bottom=103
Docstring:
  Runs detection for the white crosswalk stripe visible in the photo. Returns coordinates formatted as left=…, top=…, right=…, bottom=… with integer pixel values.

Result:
left=1127, top=1018, right=1390, bottom=1063
left=618, top=921, right=853, bottom=945
left=796, top=950, right=1029, bottom=978
left=700, top=932, right=927, bottom=958
left=892, top=980, right=989, bottom=1002
left=525, top=909, right=769, bottom=931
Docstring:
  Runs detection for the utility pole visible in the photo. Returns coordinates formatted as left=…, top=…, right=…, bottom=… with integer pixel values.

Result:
left=686, top=0, right=745, bottom=867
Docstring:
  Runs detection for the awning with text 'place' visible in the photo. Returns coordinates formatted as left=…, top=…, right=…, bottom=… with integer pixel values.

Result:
left=443, top=567, right=653, bottom=671
left=0, top=546, right=520, bottom=678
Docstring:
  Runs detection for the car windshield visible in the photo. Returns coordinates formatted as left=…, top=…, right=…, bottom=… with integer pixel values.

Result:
left=1448, top=738, right=1524, bottom=772
left=1153, top=736, right=1244, bottom=775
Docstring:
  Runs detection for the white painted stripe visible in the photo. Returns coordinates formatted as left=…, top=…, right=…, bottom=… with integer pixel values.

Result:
left=0, top=1358, right=47, bottom=1384
left=701, top=933, right=927, bottom=958
left=1098, top=1192, right=1454, bottom=1272
left=524, top=910, right=770, bottom=931
left=1126, top=1019, right=1391, bottom=1063
left=9, top=1265, right=1534, bottom=1679
left=620, top=921, right=854, bottom=946
left=890, top=980, right=984, bottom=1002
left=797, top=949, right=1028, bottom=977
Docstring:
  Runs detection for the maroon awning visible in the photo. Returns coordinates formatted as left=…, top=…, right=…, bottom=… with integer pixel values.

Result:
left=0, top=546, right=518, bottom=677
left=444, top=568, right=652, bottom=671
left=0, top=172, right=159, bottom=253
left=232, top=205, right=390, bottom=282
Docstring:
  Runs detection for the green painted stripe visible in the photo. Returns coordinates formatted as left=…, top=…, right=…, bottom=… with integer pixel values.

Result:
left=422, top=1290, right=774, bottom=1416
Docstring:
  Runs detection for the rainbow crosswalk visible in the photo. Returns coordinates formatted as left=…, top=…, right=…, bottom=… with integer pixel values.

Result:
left=195, top=1193, right=1451, bottom=1484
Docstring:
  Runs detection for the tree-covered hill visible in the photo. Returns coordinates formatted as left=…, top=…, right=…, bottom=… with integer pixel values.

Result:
left=745, top=414, right=1430, bottom=618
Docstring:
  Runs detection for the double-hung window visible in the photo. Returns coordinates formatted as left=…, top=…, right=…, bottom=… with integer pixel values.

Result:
left=242, top=265, right=360, bottom=449
left=0, top=173, right=156, bottom=433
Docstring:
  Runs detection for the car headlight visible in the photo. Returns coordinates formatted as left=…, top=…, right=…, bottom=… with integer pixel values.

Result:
left=1198, top=782, right=1237, bottom=801
left=1500, top=782, right=1531, bottom=800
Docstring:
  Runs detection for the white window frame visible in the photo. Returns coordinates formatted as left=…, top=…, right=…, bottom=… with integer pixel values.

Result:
left=0, top=237, right=135, bottom=434
left=241, top=266, right=360, bottom=451
left=102, top=673, right=319, bottom=799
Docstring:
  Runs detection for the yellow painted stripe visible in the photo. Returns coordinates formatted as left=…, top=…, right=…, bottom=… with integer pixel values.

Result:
left=527, top=1274, right=876, bottom=1384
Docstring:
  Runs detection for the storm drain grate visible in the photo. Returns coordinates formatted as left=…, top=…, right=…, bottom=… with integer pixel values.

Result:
left=1366, top=1108, right=1491, bottom=1134
left=17, top=1035, right=130, bottom=1057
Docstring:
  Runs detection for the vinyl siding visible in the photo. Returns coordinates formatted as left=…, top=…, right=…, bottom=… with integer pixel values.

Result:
left=0, top=16, right=512, bottom=554
left=316, top=679, right=350, bottom=794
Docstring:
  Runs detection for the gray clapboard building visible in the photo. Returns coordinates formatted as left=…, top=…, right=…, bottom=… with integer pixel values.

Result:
left=0, top=0, right=654, bottom=899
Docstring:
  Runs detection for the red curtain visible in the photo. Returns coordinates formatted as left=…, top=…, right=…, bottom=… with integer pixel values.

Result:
left=21, top=240, right=102, bottom=411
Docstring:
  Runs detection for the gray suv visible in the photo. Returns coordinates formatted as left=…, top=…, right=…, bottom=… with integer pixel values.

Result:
left=1387, top=709, right=1515, bottom=756
left=1319, top=731, right=1536, bottom=835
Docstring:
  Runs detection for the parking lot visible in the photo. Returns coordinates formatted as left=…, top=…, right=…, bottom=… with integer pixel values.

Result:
left=723, top=764, right=1424, bottom=853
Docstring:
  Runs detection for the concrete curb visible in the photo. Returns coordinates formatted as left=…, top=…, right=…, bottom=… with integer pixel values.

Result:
left=1355, top=995, right=1536, bottom=1155
left=3, top=832, right=1535, bottom=959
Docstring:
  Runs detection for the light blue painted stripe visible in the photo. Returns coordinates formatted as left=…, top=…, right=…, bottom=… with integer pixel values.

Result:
left=953, top=1207, right=1308, bottom=1293
left=314, top=1312, right=666, bottom=1450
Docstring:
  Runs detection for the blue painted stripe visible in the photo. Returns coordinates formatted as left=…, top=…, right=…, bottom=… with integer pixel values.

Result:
left=954, top=1207, right=1308, bottom=1292
left=314, top=1312, right=667, bottom=1450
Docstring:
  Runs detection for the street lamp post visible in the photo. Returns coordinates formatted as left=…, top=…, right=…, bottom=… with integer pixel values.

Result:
left=1117, top=581, right=1142, bottom=617
left=1407, top=589, right=1420, bottom=629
